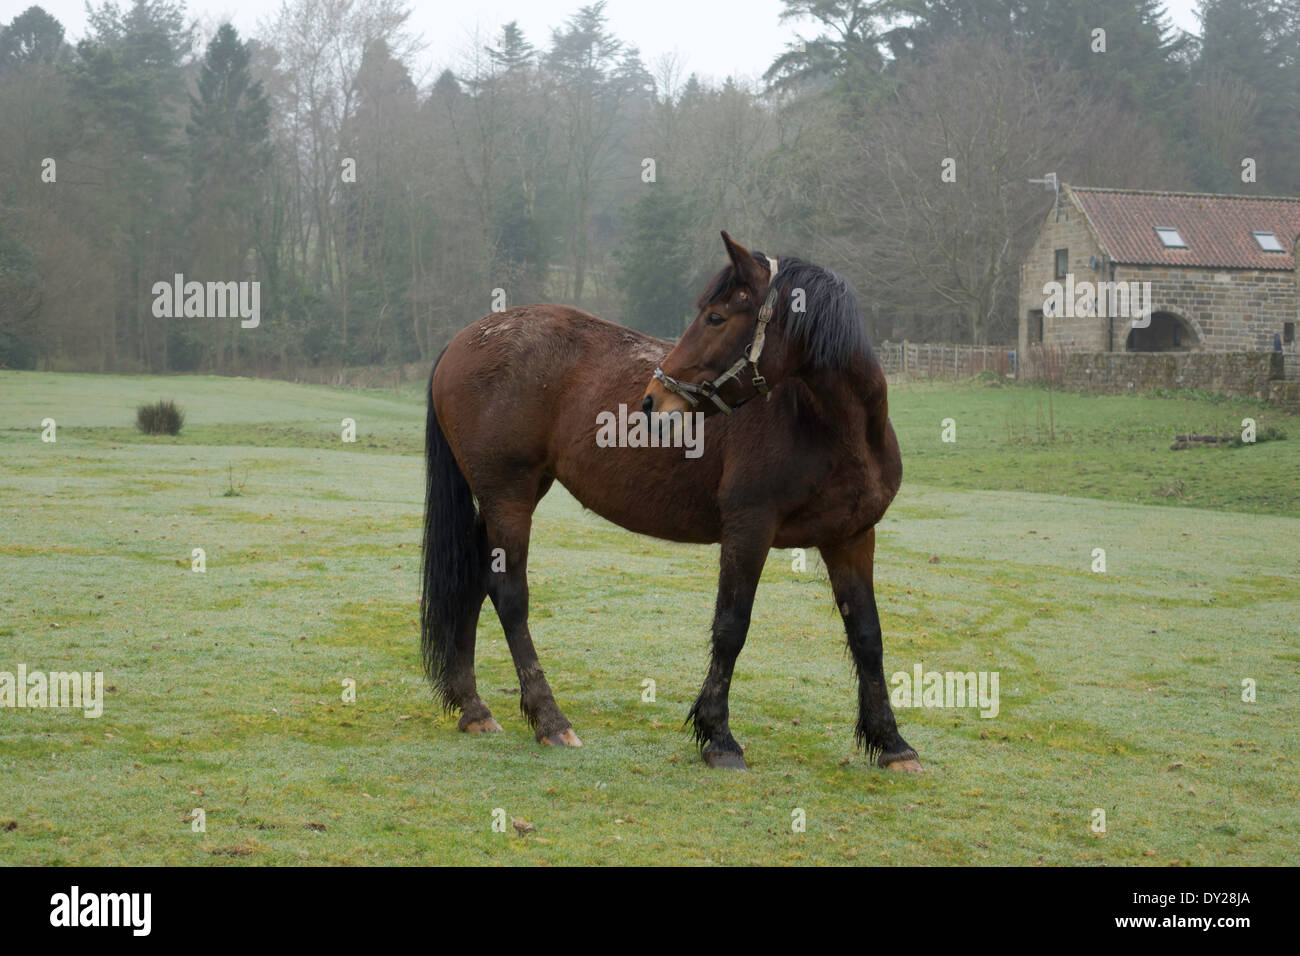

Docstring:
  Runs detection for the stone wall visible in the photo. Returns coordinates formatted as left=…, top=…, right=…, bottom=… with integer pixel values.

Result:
left=1018, top=195, right=1109, bottom=356
left=1269, top=380, right=1300, bottom=410
left=1112, top=264, right=1295, bottom=351
left=1060, top=351, right=1283, bottom=399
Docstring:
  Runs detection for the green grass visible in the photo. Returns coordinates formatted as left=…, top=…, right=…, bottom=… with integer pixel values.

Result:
left=0, top=370, right=1297, bottom=865
left=889, top=377, right=1299, bottom=515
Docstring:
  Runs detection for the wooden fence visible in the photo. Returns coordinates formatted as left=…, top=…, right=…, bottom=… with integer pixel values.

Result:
left=876, top=341, right=1014, bottom=379
left=1016, top=343, right=1070, bottom=386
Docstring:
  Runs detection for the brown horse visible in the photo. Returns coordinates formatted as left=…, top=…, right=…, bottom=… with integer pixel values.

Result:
left=422, top=232, right=921, bottom=771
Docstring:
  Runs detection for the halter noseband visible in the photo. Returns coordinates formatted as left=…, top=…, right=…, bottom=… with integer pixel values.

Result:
left=653, top=257, right=779, bottom=415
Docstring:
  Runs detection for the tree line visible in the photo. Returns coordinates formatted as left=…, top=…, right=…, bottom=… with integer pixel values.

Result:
left=0, top=0, right=1296, bottom=372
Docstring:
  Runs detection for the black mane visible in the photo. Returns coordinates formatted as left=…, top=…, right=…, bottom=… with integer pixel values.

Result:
left=695, top=254, right=871, bottom=369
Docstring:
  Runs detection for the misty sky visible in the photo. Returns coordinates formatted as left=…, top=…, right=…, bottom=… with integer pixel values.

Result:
left=17, top=0, right=1205, bottom=88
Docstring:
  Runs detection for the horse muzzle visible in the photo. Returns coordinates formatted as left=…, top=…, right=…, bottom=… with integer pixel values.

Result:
left=642, top=373, right=695, bottom=416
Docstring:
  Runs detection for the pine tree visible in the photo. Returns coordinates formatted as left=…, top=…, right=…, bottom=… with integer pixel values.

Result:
left=1196, top=0, right=1300, bottom=193
left=0, top=5, right=66, bottom=72
left=617, top=182, right=695, bottom=338
left=185, top=22, right=271, bottom=370
left=487, top=21, right=534, bottom=73
left=68, top=0, right=192, bottom=371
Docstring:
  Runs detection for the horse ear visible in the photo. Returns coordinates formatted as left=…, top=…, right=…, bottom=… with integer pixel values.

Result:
left=720, top=231, right=769, bottom=290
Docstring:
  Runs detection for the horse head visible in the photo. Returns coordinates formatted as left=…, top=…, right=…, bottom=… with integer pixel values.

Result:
left=642, top=231, right=793, bottom=417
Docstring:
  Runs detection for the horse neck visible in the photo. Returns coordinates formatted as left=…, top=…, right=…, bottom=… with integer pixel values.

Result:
left=797, top=351, right=885, bottom=420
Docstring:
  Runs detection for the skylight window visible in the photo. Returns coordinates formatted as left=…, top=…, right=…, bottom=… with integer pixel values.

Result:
left=1155, top=227, right=1186, bottom=248
left=1253, top=231, right=1284, bottom=252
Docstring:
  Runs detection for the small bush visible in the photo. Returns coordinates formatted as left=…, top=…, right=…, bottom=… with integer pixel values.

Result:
left=136, top=399, right=185, bottom=435
left=1229, top=424, right=1287, bottom=448
left=221, top=463, right=246, bottom=497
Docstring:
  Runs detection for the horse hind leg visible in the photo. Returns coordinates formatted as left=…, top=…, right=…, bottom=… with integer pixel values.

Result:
left=822, top=529, right=923, bottom=772
left=482, top=484, right=579, bottom=747
left=449, top=517, right=500, bottom=734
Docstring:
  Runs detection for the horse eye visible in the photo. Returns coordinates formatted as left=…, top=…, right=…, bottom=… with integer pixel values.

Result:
left=706, top=312, right=726, bottom=326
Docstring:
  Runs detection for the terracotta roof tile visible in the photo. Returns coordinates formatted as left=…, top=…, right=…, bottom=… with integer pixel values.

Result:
left=1068, top=186, right=1300, bottom=270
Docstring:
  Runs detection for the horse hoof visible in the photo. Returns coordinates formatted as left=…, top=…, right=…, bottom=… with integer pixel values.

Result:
left=541, top=728, right=583, bottom=747
left=703, top=749, right=748, bottom=771
left=460, top=716, right=502, bottom=734
left=881, top=757, right=924, bottom=772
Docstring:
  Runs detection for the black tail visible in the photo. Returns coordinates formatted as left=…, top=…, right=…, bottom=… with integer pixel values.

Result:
left=421, top=355, right=485, bottom=709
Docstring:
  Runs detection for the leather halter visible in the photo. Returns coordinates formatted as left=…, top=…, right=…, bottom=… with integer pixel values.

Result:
left=653, top=256, right=779, bottom=415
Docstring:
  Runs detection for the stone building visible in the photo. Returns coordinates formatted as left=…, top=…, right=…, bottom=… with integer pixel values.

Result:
left=1018, top=185, right=1300, bottom=360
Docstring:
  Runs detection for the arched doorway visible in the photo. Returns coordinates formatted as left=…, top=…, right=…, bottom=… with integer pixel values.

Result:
left=1126, top=311, right=1199, bottom=352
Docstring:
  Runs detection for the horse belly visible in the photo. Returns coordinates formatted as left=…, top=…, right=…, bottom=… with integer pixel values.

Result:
left=552, top=444, right=723, bottom=544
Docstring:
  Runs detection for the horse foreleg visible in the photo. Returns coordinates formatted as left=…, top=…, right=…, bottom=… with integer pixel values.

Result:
left=822, top=528, right=922, bottom=771
left=482, top=498, right=578, bottom=747
left=688, top=519, right=773, bottom=770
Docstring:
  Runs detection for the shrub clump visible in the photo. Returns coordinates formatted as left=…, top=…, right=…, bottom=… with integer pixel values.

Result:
left=1229, top=424, right=1287, bottom=448
left=136, top=399, right=185, bottom=435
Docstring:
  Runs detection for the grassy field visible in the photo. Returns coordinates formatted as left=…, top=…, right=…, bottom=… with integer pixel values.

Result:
left=1, top=370, right=1297, bottom=865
